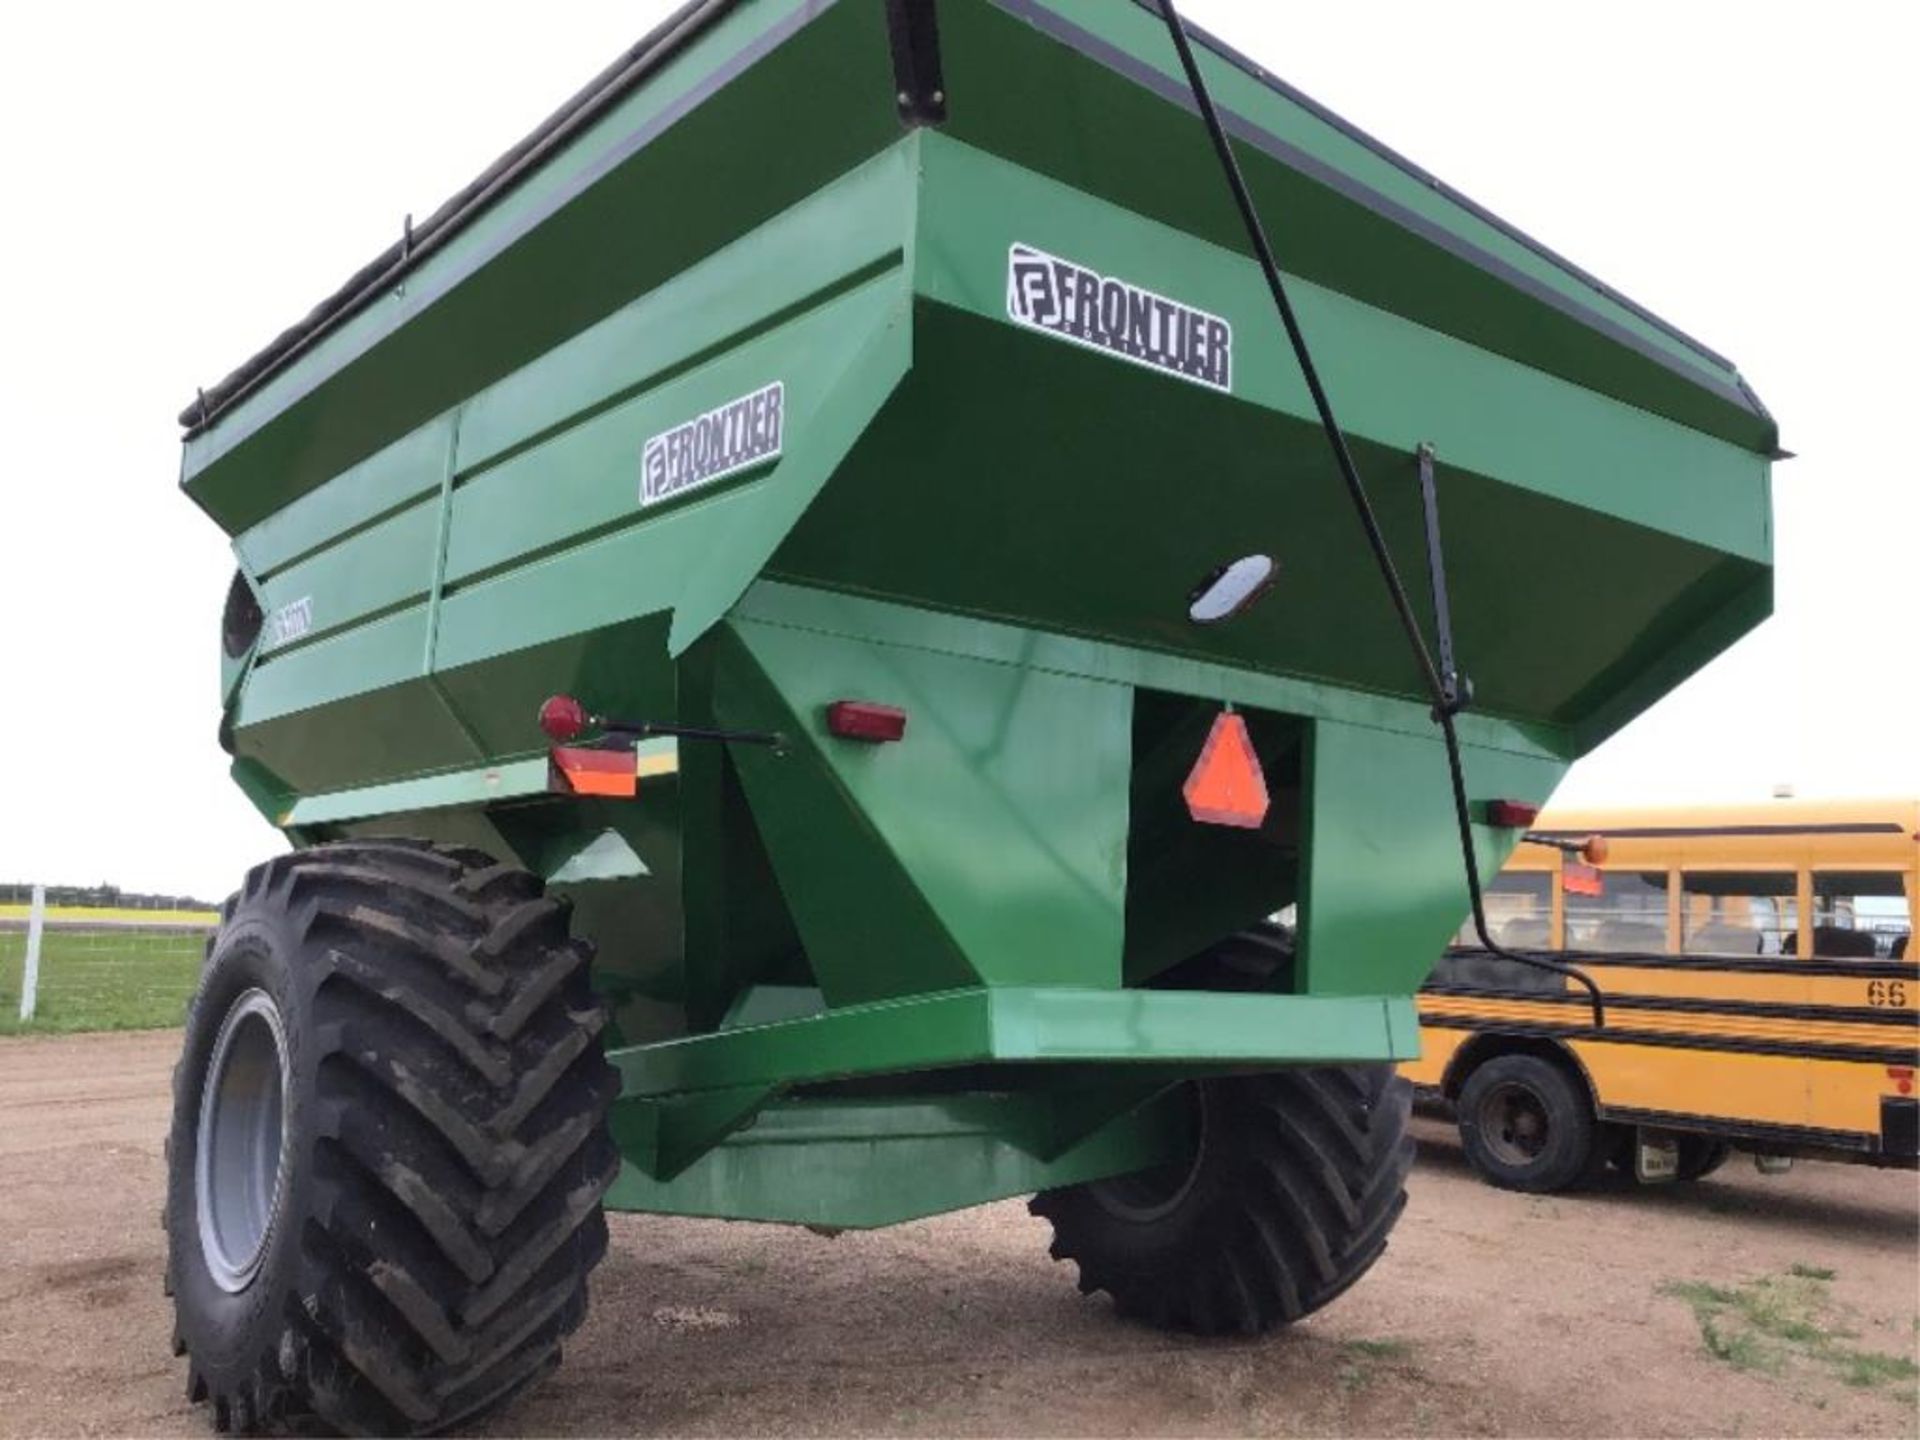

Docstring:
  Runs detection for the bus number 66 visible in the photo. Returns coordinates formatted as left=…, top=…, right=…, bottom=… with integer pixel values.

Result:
left=1866, top=979, right=1908, bottom=1008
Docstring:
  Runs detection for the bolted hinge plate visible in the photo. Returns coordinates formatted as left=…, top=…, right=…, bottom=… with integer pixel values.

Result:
left=885, top=0, right=947, bottom=125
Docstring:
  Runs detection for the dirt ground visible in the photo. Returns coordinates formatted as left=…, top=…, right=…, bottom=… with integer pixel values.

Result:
left=0, top=1031, right=1915, bottom=1438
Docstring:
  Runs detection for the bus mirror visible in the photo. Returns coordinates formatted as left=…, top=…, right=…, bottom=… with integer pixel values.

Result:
left=1582, top=835, right=1610, bottom=865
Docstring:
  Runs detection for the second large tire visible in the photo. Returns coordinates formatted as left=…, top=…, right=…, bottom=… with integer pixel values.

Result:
left=164, top=840, right=618, bottom=1435
left=1030, top=1064, right=1414, bottom=1335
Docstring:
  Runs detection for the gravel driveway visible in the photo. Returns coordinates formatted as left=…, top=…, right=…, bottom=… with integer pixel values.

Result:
left=1, top=1030, right=1913, bottom=1437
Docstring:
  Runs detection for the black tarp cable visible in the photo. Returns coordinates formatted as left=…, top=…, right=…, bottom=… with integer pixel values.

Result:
left=1155, top=0, right=1603, bottom=1027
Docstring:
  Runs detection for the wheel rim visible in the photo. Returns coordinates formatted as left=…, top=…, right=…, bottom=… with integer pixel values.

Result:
left=195, top=988, right=291, bottom=1293
left=1088, top=1087, right=1208, bottom=1223
left=1477, top=1080, right=1551, bottom=1167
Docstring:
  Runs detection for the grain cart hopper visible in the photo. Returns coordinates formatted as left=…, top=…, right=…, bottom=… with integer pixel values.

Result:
left=164, top=1, right=1777, bottom=1431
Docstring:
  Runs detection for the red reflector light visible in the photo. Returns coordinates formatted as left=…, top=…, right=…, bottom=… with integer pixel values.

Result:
left=1486, top=799, right=1540, bottom=828
left=1183, top=710, right=1269, bottom=829
left=1890, top=1066, right=1915, bottom=1096
left=826, top=700, right=907, bottom=743
left=539, top=694, right=590, bottom=743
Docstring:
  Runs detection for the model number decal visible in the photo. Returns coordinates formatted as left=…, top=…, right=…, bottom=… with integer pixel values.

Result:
left=1006, top=242, right=1232, bottom=392
left=640, top=381, right=784, bottom=508
left=262, top=595, right=313, bottom=650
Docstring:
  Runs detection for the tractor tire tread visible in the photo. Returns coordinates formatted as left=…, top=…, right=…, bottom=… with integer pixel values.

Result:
left=1032, top=1063, right=1412, bottom=1336
left=167, top=839, right=615, bottom=1436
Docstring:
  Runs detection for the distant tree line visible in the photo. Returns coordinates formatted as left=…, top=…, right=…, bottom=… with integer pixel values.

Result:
left=0, top=882, right=219, bottom=910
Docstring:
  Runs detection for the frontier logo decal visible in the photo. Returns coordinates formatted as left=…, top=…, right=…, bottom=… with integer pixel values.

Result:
left=641, top=381, right=784, bottom=508
left=1006, top=243, right=1231, bottom=392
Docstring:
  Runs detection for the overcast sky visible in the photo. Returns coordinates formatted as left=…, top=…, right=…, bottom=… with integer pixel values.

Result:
left=1, top=2, right=1913, bottom=901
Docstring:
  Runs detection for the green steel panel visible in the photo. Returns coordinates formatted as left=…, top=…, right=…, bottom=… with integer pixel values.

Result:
left=665, top=306, right=915, bottom=655
left=450, top=144, right=915, bottom=478
left=281, top=755, right=552, bottom=828
left=443, top=270, right=907, bottom=594
left=236, top=674, right=485, bottom=800
left=428, top=271, right=910, bottom=674
left=772, top=300, right=1763, bottom=739
left=720, top=985, right=828, bottom=1030
left=239, top=605, right=434, bottom=727
left=234, top=415, right=453, bottom=580
left=609, top=985, right=1418, bottom=1100
left=235, top=683, right=483, bottom=806
left=726, top=615, right=1133, bottom=997
left=730, top=583, right=1563, bottom=762
left=430, top=616, right=678, bottom=765
left=1299, top=716, right=1559, bottom=997
left=606, top=1090, right=1188, bottom=1229
left=986, top=2, right=1732, bottom=385
left=937, top=0, right=1770, bottom=453
left=911, top=132, right=1765, bottom=560
left=705, top=624, right=982, bottom=1007
left=723, top=582, right=1562, bottom=999
left=253, top=496, right=439, bottom=648
left=1569, top=567, right=1774, bottom=754
left=182, top=1, right=901, bottom=528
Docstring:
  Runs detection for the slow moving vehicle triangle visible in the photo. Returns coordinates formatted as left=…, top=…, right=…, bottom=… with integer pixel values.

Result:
left=1184, top=710, right=1270, bottom=829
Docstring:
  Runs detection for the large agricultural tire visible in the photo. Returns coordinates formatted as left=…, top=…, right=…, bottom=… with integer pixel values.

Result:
left=1029, top=1063, right=1414, bottom=1335
left=163, top=840, right=618, bottom=1435
left=1455, top=1052, right=1596, bottom=1193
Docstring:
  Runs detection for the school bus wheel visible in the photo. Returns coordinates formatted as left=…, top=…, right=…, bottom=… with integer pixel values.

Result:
left=1455, top=1052, right=1599, bottom=1193
left=1676, top=1136, right=1733, bottom=1181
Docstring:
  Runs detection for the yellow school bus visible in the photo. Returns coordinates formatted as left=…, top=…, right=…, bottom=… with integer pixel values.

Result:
left=1405, top=799, right=1919, bottom=1191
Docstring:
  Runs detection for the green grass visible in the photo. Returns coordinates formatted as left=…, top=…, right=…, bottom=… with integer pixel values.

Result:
left=1334, top=1337, right=1417, bottom=1393
left=1832, top=1348, right=1920, bottom=1389
left=1660, top=1270, right=1919, bottom=1394
left=0, top=928, right=205, bottom=1035
left=1700, top=1315, right=1776, bottom=1373
left=1340, top=1338, right=1415, bottom=1361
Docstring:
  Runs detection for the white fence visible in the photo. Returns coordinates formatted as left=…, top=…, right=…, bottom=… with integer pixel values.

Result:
left=0, top=887, right=217, bottom=1033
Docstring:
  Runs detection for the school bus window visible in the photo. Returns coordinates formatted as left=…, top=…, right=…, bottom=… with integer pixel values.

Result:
left=1454, top=871, right=1550, bottom=947
left=1680, top=871, right=1794, bottom=956
left=1809, top=871, right=1912, bottom=960
left=1563, top=868, right=1668, bottom=954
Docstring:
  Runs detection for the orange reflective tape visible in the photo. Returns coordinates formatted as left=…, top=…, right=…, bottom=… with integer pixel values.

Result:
left=1564, top=861, right=1604, bottom=897
left=1183, top=710, right=1269, bottom=829
left=549, top=746, right=638, bottom=798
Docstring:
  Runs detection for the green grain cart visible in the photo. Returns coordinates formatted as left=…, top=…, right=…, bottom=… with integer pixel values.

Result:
left=165, top=1, right=1777, bottom=1431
